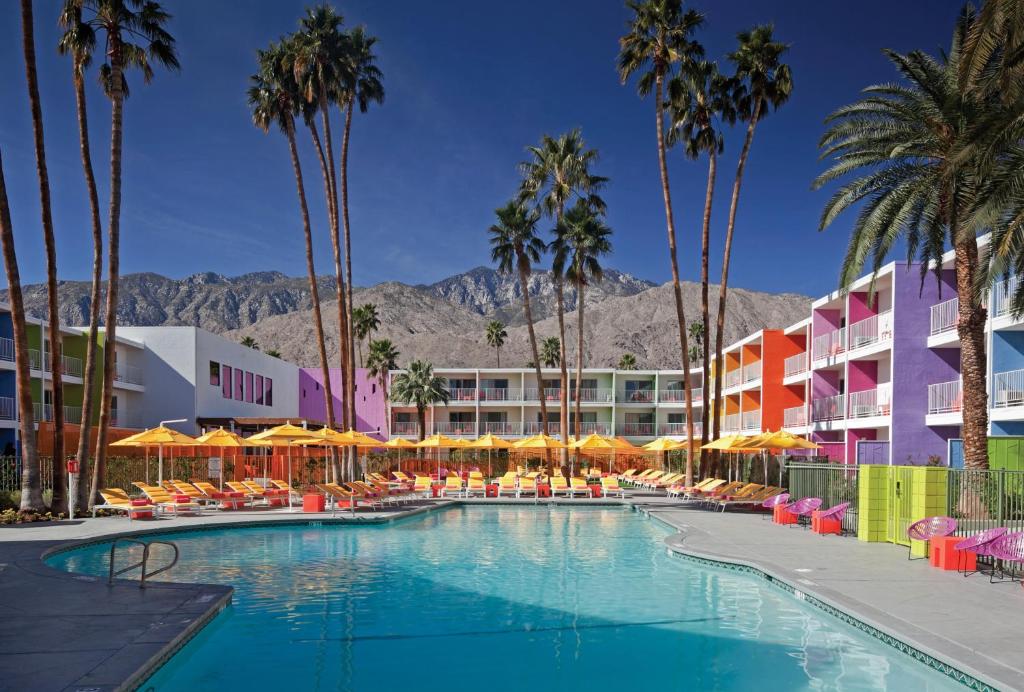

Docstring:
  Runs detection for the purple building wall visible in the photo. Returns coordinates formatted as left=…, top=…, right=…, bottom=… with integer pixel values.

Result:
left=298, top=368, right=388, bottom=439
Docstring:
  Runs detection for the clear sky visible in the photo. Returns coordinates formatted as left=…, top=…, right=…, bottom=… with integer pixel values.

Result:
left=0, top=0, right=962, bottom=296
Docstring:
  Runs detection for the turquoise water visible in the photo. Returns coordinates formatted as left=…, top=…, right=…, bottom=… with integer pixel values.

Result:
left=51, top=507, right=962, bottom=691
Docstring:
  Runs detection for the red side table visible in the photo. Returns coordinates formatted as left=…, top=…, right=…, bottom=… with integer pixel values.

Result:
left=538, top=484, right=551, bottom=498
left=929, top=535, right=974, bottom=571
left=811, top=510, right=841, bottom=535
left=773, top=504, right=797, bottom=525
left=485, top=484, right=498, bottom=498
left=588, top=485, right=603, bottom=498
left=302, top=494, right=326, bottom=513
left=431, top=485, right=442, bottom=498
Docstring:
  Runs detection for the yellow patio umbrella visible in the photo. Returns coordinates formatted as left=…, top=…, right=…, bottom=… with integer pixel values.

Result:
left=513, top=433, right=566, bottom=449
left=193, top=427, right=270, bottom=488
left=382, top=437, right=418, bottom=475
left=447, top=437, right=474, bottom=474
left=110, top=425, right=197, bottom=484
left=701, top=434, right=750, bottom=451
left=417, top=433, right=460, bottom=479
left=468, top=434, right=512, bottom=477
left=734, top=430, right=820, bottom=484
left=247, top=423, right=317, bottom=509
left=569, top=433, right=621, bottom=475
left=293, top=427, right=354, bottom=485
left=641, top=437, right=686, bottom=452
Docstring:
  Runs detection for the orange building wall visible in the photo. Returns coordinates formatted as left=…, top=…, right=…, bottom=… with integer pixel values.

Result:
left=760, top=330, right=807, bottom=432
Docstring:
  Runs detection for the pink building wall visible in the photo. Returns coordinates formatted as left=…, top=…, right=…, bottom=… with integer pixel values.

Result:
left=298, top=368, right=388, bottom=439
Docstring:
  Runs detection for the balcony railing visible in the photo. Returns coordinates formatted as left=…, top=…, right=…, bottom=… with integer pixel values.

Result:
left=572, top=388, right=614, bottom=403
left=722, top=413, right=740, bottom=432
left=723, top=369, right=742, bottom=388
left=930, top=297, right=959, bottom=335
left=434, top=421, right=476, bottom=436
left=479, top=388, right=522, bottom=402
left=741, top=410, right=761, bottom=432
left=784, top=353, right=807, bottom=378
left=29, top=349, right=40, bottom=371
left=115, top=364, right=144, bottom=385
left=659, top=422, right=701, bottom=436
left=848, top=384, right=891, bottom=418
left=578, top=421, right=612, bottom=435
left=482, top=421, right=521, bottom=435
left=524, top=422, right=560, bottom=435
left=618, top=389, right=655, bottom=404
left=742, top=362, right=762, bottom=383
left=0, top=337, right=13, bottom=362
left=848, top=311, right=893, bottom=350
left=783, top=405, right=807, bottom=428
left=619, top=422, right=655, bottom=436
left=811, top=394, right=845, bottom=422
left=658, top=387, right=701, bottom=403
left=994, top=368, right=1024, bottom=409
left=392, top=421, right=420, bottom=436
left=993, top=275, right=1021, bottom=318
left=523, top=387, right=562, bottom=402
left=812, top=328, right=846, bottom=361
left=0, top=396, right=14, bottom=420
left=448, top=388, right=477, bottom=402
left=928, top=379, right=962, bottom=414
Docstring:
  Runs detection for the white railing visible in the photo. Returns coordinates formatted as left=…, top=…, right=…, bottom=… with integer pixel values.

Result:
left=618, top=389, right=655, bottom=403
left=742, top=362, right=762, bottom=383
left=391, top=421, right=420, bottom=436
left=619, top=422, right=655, bottom=436
left=479, top=388, right=522, bottom=402
left=927, top=379, right=962, bottom=414
left=741, top=410, right=761, bottom=432
left=848, top=311, right=892, bottom=350
left=0, top=396, right=14, bottom=420
left=523, top=422, right=560, bottom=435
left=723, top=413, right=740, bottom=432
left=723, top=369, right=742, bottom=388
left=993, top=275, right=1021, bottom=317
left=482, top=421, right=521, bottom=435
left=994, top=368, right=1024, bottom=408
left=523, top=387, right=562, bottom=401
left=115, top=364, right=144, bottom=385
left=448, top=388, right=477, bottom=402
left=33, top=403, right=51, bottom=422
left=848, top=384, right=891, bottom=418
left=434, top=421, right=476, bottom=436
left=63, top=405, right=82, bottom=423
left=783, top=405, right=807, bottom=428
left=572, top=388, right=614, bottom=403
left=811, top=394, right=845, bottom=422
left=784, top=353, right=807, bottom=377
left=29, top=349, right=41, bottom=371
left=812, top=328, right=846, bottom=361
left=578, top=421, right=612, bottom=435
left=658, top=387, right=701, bottom=403
left=930, top=297, right=959, bottom=335
left=61, top=354, right=83, bottom=378
left=0, top=337, right=13, bottom=362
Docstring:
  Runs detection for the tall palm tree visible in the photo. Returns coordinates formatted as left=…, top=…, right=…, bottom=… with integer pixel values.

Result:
left=20, top=0, right=67, bottom=515
left=618, top=353, right=637, bottom=370
left=0, top=154, right=41, bottom=513
left=366, top=337, right=399, bottom=413
left=248, top=43, right=337, bottom=477
left=489, top=201, right=550, bottom=438
left=485, top=320, right=507, bottom=367
left=960, top=0, right=1024, bottom=100
left=551, top=200, right=613, bottom=440
left=80, top=0, right=178, bottom=508
left=668, top=59, right=734, bottom=461
left=389, top=360, right=448, bottom=442
left=58, top=0, right=104, bottom=514
left=619, top=0, right=703, bottom=485
left=541, top=337, right=561, bottom=369
left=518, top=129, right=606, bottom=458
left=353, top=303, right=380, bottom=367
left=814, top=14, right=991, bottom=468
left=711, top=25, right=791, bottom=461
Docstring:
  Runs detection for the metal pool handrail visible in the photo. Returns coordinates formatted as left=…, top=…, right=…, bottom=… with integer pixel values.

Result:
left=108, top=537, right=180, bottom=588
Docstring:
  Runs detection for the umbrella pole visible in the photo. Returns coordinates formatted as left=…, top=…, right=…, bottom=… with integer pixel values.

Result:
left=287, top=442, right=293, bottom=510
left=145, top=447, right=149, bottom=484
left=158, top=444, right=163, bottom=484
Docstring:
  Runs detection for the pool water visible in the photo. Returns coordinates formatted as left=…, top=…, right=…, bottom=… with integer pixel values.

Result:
left=51, top=507, right=963, bottom=691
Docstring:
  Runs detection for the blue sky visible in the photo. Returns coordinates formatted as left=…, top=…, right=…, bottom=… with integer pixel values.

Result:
left=0, top=0, right=961, bottom=296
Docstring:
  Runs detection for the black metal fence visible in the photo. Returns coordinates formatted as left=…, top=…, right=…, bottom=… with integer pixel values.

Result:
left=785, top=463, right=860, bottom=533
left=947, top=468, right=1024, bottom=536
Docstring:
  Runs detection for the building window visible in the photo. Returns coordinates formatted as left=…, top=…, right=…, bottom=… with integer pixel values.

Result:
left=255, top=375, right=264, bottom=405
left=222, top=366, right=232, bottom=399
left=245, top=372, right=254, bottom=403
left=265, top=378, right=273, bottom=407
left=209, top=361, right=220, bottom=386
left=234, top=367, right=244, bottom=401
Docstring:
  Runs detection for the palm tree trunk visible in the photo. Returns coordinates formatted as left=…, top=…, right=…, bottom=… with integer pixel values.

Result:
left=554, top=278, right=570, bottom=471
left=713, top=101, right=761, bottom=475
left=497, top=345, right=501, bottom=368
left=954, top=233, right=989, bottom=469
left=575, top=279, right=585, bottom=468
left=340, top=99, right=357, bottom=479
left=71, top=60, right=103, bottom=514
left=519, top=262, right=549, bottom=443
left=91, top=44, right=126, bottom=509
left=21, top=0, right=66, bottom=514
left=285, top=119, right=333, bottom=461
left=699, top=149, right=716, bottom=467
left=0, top=151, right=43, bottom=513
left=654, top=73, right=697, bottom=487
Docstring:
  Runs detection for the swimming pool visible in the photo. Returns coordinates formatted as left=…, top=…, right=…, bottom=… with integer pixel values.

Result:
left=51, top=507, right=964, bottom=690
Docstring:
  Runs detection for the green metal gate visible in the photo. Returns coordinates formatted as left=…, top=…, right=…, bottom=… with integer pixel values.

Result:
left=887, top=467, right=914, bottom=546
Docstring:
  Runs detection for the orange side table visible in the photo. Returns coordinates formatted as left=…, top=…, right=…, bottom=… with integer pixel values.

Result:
left=538, top=484, right=551, bottom=498
left=302, top=493, right=325, bottom=513
left=811, top=510, right=841, bottom=535
left=773, top=504, right=797, bottom=525
left=929, top=535, right=974, bottom=571
left=485, top=484, right=498, bottom=498
left=588, top=485, right=603, bottom=498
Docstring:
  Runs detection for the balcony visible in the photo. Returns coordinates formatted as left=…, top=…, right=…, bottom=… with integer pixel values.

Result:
left=812, top=328, right=846, bottom=361
left=524, top=387, right=562, bottom=402
left=524, top=422, right=561, bottom=435
left=784, top=353, right=807, bottom=378
left=930, top=297, right=959, bottom=335
left=572, top=388, right=614, bottom=403
left=742, top=362, right=762, bottom=383
left=31, top=403, right=83, bottom=423
left=783, top=405, right=807, bottom=428
left=0, top=396, right=14, bottom=420
left=618, top=389, right=655, bottom=404
left=482, top=421, right=521, bottom=435
left=448, top=388, right=477, bottom=402
left=927, top=379, right=962, bottom=414
left=847, top=311, right=893, bottom=351
left=723, top=368, right=742, bottom=389
left=619, top=422, right=655, bottom=437
left=847, top=384, right=891, bottom=418
left=479, top=388, right=522, bottom=402
left=994, top=368, right=1024, bottom=409
left=993, top=275, right=1020, bottom=318
left=434, top=421, right=476, bottom=436
left=658, top=387, right=701, bottom=403
left=722, top=413, right=740, bottom=432
left=114, top=364, right=144, bottom=386
left=578, top=421, right=612, bottom=435
left=659, top=422, right=698, bottom=436
left=392, top=421, right=420, bottom=436
left=811, top=393, right=845, bottom=422
left=741, top=410, right=761, bottom=432
left=0, top=337, right=13, bottom=362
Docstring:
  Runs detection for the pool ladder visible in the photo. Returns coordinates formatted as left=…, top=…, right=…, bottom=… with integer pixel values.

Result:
left=108, top=537, right=179, bottom=588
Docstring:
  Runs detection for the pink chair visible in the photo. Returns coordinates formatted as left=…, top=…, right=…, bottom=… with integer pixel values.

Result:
left=785, top=497, right=822, bottom=527
left=954, top=527, right=1007, bottom=577
left=814, top=501, right=851, bottom=535
left=906, top=516, right=957, bottom=560
left=761, top=492, right=789, bottom=521
left=987, top=531, right=1024, bottom=583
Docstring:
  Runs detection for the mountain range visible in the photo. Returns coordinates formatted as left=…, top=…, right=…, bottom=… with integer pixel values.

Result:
left=3, top=267, right=811, bottom=369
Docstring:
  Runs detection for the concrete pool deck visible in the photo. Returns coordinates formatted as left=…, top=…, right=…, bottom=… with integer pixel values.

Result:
left=0, top=495, right=1021, bottom=691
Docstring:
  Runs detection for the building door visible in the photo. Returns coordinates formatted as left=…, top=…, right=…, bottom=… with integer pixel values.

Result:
left=887, top=467, right=915, bottom=546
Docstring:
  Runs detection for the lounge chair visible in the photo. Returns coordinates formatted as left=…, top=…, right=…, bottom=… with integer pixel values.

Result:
left=465, top=476, right=486, bottom=497
left=316, top=483, right=366, bottom=512
left=241, top=480, right=289, bottom=506
left=412, top=476, right=432, bottom=498
left=570, top=477, right=593, bottom=498
left=617, top=469, right=637, bottom=483
left=600, top=477, right=626, bottom=498
left=550, top=476, right=572, bottom=498
left=667, top=477, right=721, bottom=497
left=497, top=473, right=518, bottom=498
left=646, top=473, right=684, bottom=490
left=518, top=476, right=538, bottom=498
left=712, top=486, right=783, bottom=512
left=190, top=481, right=249, bottom=510
left=393, top=471, right=413, bottom=484
left=132, top=482, right=202, bottom=516
left=339, top=482, right=385, bottom=510
left=627, top=470, right=656, bottom=487
left=442, top=476, right=466, bottom=498
left=93, top=488, right=156, bottom=520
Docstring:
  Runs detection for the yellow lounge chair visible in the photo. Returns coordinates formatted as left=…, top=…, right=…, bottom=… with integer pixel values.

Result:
left=601, top=476, right=626, bottom=498
left=465, top=476, right=486, bottom=497
left=189, top=481, right=250, bottom=509
left=569, top=477, right=593, bottom=498
left=550, top=476, right=572, bottom=498
left=442, top=476, right=466, bottom=498
left=132, top=482, right=202, bottom=516
left=518, top=476, right=538, bottom=498
left=497, top=474, right=518, bottom=497
left=412, top=476, right=433, bottom=498
left=93, top=488, right=156, bottom=520
left=618, top=468, right=638, bottom=482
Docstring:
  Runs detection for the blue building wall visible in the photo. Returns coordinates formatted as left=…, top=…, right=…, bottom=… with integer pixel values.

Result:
left=992, top=330, right=1024, bottom=373
left=992, top=420, right=1024, bottom=435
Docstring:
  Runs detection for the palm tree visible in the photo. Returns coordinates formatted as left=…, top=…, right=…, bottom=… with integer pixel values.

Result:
left=485, top=320, right=507, bottom=367
left=551, top=200, right=613, bottom=440
left=618, top=353, right=637, bottom=370
left=960, top=0, right=1024, bottom=99
left=240, top=336, right=260, bottom=350
left=20, top=0, right=68, bottom=515
left=353, top=303, right=380, bottom=367
left=81, top=0, right=178, bottom=509
left=711, top=25, right=791, bottom=460
left=248, top=42, right=338, bottom=478
left=366, top=338, right=399, bottom=432
left=519, top=129, right=606, bottom=457
left=619, top=0, right=703, bottom=485
left=489, top=201, right=550, bottom=438
left=541, top=337, right=561, bottom=369
left=389, top=360, right=448, bottom=442
left=0, top=155, right=41, bottom=513
left=58, top=0, right=104, bottom=514
left=668, top=60, right=734, bottom=460
left=265, top=348, right=282, bottom=358
left=816, top=15, right=993, bottom=469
